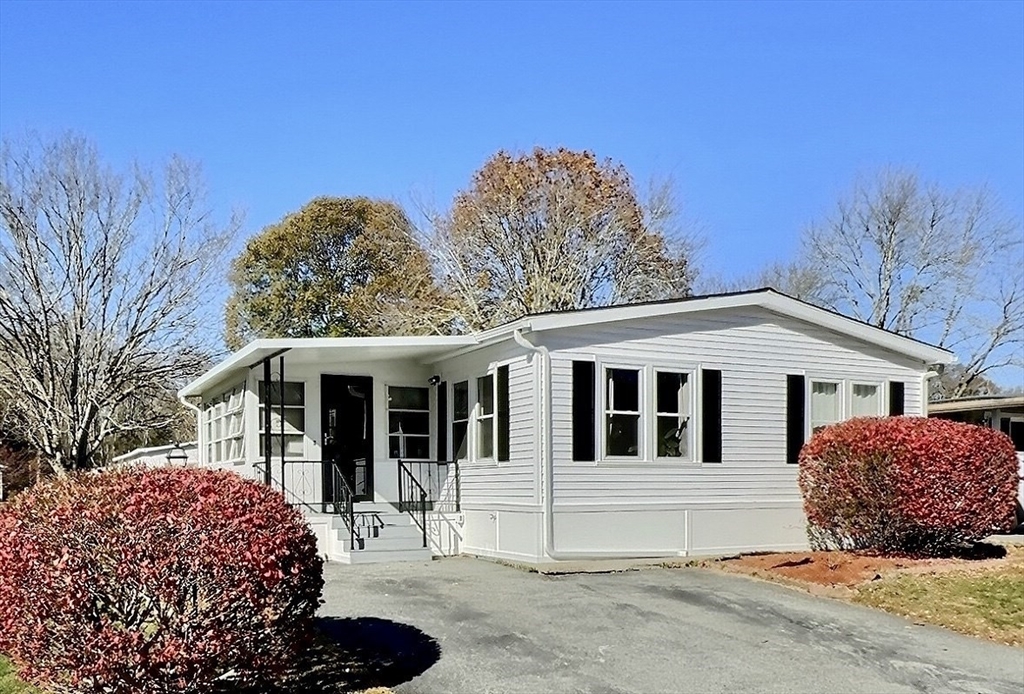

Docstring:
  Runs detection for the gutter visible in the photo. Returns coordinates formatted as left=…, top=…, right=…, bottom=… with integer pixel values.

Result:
left=512, top=328, right=684, bottom=561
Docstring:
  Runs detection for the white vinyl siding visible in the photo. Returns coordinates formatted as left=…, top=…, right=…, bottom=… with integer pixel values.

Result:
left=544, top=306, right=925, bottom=507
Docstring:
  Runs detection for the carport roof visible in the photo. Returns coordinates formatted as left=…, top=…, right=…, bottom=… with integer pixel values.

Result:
left=179, top=336, right=476, bottom=398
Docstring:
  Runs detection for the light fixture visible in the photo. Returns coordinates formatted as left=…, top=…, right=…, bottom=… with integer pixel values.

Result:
left=428, top=375, right=441, bottom=386
left=166, top=443, right=189, bottom=466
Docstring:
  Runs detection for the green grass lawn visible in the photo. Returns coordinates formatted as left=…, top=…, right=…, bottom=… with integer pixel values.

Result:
left=0, top=656, right=40, bottom=694
left=853, top=548, right=1024, bottom=647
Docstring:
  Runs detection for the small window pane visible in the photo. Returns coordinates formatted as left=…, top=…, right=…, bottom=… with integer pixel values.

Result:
left=656, top=372, right=684, bottom=413
left=258, top=382, right=305, bottom=406
left=266, top=408, right=305, bottom=433
left=477, top=375, right=494, bottom=416
left=389, top=386, right=428, bottom=411
left=658, top=416, right=689, bottom=458
left=607, top=369, right=640, bottom=412
left=606, top=413, right=640, bottom=456
left=478, top=421, right=494, bottom=458
left=453, top=421, right=468, bottom=460
left=851, top=384, right=880, bottom=417
left=389, top=435, right=430, bottom=459
left=389, top=411, right=430, bottom=436
left=259, top=434, right=304, bottom=457
left=453, top=381, right=469, bottom=420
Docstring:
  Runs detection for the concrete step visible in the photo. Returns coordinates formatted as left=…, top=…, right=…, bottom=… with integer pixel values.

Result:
left=333, top=547, right=433, bottom=564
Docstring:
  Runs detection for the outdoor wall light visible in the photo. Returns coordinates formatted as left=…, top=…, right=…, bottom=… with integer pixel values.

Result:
left=166, top=443, right=189, bottom=466
left=428, top=375, right=441, bottom=386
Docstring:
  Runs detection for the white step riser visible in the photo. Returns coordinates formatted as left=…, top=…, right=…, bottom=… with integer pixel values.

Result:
left=339, top=549, right=433, bottom=564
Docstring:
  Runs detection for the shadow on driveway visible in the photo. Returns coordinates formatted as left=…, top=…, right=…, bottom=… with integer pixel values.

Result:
left=223, top=616, right=441, bottom=693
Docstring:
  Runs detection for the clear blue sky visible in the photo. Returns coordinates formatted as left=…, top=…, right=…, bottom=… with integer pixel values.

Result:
left=1, top=0, right=1021, bottom=283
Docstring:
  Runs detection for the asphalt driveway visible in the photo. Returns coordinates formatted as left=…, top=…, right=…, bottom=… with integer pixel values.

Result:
left=319, top=557, right=1023, bottom=694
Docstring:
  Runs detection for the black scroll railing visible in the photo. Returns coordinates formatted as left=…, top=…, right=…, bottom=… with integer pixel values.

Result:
left=255, top=459, right=360, bottom=551
left=397, top=460, right=461, bottom=549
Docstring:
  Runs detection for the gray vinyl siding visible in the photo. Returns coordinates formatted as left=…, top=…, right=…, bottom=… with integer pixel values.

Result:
left=436, top=344, right=540, bottom=510
left=543, top=306, right=926, bottom=507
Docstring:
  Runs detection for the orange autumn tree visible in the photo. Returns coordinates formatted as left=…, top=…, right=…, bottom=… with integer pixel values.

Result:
left=430, top=147, right=695, bottom=330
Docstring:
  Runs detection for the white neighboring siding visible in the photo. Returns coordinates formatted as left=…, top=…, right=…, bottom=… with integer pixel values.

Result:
left=435, top=344, right=540, bottom=512
left=544, top=306, right=927, bottom=508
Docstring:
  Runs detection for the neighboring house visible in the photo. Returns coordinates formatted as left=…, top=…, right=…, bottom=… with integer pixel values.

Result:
left=111, top=441, right=199, bottom=468
left=929, top=394, right=1024, bottom=521
left=179, top=289, right=954, bottom=564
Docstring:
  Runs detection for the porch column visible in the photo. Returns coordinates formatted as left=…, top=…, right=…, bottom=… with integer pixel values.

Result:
left=262, top=358, right=272, bottom=486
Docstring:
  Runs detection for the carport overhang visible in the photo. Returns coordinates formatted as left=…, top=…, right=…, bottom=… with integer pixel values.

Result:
left=179, top=336, right=478, bottom=400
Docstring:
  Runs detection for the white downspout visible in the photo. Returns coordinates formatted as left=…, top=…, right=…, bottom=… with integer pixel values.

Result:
left=513, top=328, right=679, bottom=561
left=922, top=370, right=940, bottom=416
left=178, top=394, right=203, bottom=462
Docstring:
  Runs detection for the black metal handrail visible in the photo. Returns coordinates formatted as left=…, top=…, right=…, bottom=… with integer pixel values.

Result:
left=330, top=461, right=358, bottom=552
left=397, top=460, right=461, bottom=513
left=255, top=459, right=362, bottom=551
left=397, top=461, right=428, bottom=548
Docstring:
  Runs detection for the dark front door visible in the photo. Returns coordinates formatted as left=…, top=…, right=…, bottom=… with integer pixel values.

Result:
left=321, top=374, right=374, bottom=502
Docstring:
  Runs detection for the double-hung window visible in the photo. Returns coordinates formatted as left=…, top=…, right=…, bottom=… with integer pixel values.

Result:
left=605, top=367, right=642, bottom=457
left=388, top=386, right=430, bottom=459
left=258, top=381, right=305, bottom=458
left=656, top=371, right=693, bottom=459
left=809, top=380, right=841, bottom=433
left=476, top=375, right=495, bottom=459
left=452, top=381, right=469, bottom=461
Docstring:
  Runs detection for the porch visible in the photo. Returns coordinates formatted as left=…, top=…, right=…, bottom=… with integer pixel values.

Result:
left=256, top=457, right=463, bottom=563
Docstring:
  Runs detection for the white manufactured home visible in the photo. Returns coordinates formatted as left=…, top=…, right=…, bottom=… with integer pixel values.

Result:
left=179, top=289, right=954, bottom=564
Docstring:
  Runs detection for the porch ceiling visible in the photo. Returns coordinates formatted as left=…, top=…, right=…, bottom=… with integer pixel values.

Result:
left=180, top=336, right=477, bottom=398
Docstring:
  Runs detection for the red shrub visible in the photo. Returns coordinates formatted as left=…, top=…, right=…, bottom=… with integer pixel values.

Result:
left=798, top=417, right=1018, bottom=556
left=0, top=467, right=323, bottom=693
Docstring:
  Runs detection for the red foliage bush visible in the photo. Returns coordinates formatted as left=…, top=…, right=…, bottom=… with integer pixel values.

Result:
left=0, top=467, right=323, bottom=693
left=798, top=417, right=1018, bottom=556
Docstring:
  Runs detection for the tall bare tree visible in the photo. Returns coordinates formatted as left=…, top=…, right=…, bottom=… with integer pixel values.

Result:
left=0, top=134, right=237, bottom=474
left=428, top=147, right=695, bottom=330
left=799, top=169, right=1022, bottom=397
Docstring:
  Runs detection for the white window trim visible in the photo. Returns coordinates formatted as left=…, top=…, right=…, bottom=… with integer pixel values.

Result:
left=257, top=379, right=308, bottom=461
left=849, top=381, right=884, bottom=418
left=652, top=368, right=696, bottom=463
left=474, top=372, right=498, bottom=463
left=386, top=384, right=431, bottom=460
left=808, top=379, right=843, bottom=436
left=203, top=383, right=246, bottom=465
left=601, top=362, right=646, bottom=461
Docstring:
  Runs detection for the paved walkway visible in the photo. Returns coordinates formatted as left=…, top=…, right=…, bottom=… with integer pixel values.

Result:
left=320, top=557, right=1024, bottom=694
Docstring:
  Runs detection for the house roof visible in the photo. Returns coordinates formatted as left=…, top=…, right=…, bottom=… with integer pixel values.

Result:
left=477, top=288, right=955, bottom=365
left=179, top=336, right=476, bottom=398
left=180, top=289, right=954, bottom=399
left=928, top=395, right=1024, bottom=415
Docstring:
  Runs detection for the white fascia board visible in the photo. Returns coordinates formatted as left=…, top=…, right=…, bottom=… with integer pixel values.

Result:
left=478, top=291, right=954, bottom=366
left=179, top=336, right=478, bottom=398
left=757, top=293, right=955, bottom=365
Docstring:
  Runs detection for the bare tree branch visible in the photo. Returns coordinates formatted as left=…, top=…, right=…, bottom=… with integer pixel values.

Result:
left=0, top=133, right=238, bottom=473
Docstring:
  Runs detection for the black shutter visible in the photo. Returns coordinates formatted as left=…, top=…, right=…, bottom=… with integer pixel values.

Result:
left=999, top=417, right=1011, bottom=435
left=701, top=369, right=722, bottom=463
left=497, top=365, right=510, bottom=462
left=437, top=382, right=448, bottom=460
left=786, top=375, right=805, bottom=465
left=572, top=361, right=596, bottom=462
left=889, top=382, right=905, bottom=416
